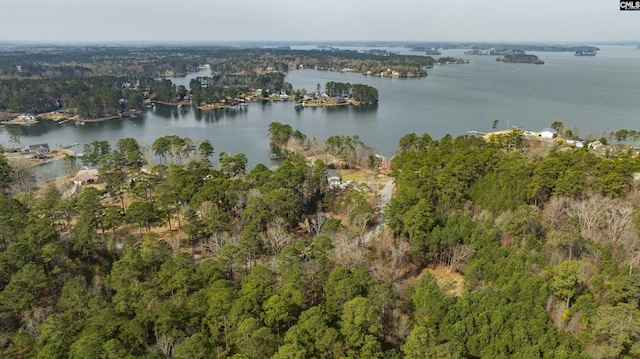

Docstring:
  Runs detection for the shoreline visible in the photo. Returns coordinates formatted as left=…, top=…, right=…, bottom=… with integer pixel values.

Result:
left=4, top=148, right=76, bottom=167
left=1, top=109, right=144, bottom=126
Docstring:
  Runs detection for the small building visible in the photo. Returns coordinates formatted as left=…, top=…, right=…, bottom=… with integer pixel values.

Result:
left=18, top=114, right=36, bottom=122
left=326, top=169, right=341, bottom=188
left=566, top=137, right=585, bottom=148
left=588, top=140, right=603, bottom=150
left=538, top=128, right=558, bottom=139
left=73, top=168, right=99, bottom=186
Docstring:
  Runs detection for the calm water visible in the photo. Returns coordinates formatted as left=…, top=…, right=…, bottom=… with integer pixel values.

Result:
left=2, top=45, right=639, bottom=181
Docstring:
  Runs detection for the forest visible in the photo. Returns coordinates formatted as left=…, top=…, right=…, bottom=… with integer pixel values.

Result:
left=2, top=125, right=640, bottom=358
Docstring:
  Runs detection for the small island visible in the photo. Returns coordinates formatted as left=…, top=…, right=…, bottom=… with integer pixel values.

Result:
left=496, top=53, right=544, bottom=64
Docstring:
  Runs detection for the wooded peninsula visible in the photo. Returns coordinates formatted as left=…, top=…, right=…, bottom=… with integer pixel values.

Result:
left=1, top=44, right=640, bottom=359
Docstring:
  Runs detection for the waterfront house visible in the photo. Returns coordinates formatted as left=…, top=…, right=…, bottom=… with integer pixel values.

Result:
left=538, top=128, right=557, bottom=139
left=566, top=137, right=585, bottom=148
left=28, top=143, right=50, bottom=157
left=588, top=140, right=603, bottom=151
left=73, top=169, right=99, bottom=186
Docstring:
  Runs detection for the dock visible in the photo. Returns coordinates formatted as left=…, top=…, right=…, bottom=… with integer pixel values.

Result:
left=55, top=143, right=79, bottom=150
left=467, top=130, right=487, bottom=136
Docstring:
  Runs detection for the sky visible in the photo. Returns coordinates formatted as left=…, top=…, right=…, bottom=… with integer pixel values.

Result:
left=0, top=0, right=637, bottom=44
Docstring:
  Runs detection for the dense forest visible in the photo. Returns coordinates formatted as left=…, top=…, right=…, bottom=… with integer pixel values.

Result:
left=324, top=82, right=379, bottom=104
left=2, top=126, right=640, bottom=358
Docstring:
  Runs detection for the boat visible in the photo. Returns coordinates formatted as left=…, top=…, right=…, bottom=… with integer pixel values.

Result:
left=76, top=121, right=85, bottom=126
left=575, top=51, right=596, bottom=56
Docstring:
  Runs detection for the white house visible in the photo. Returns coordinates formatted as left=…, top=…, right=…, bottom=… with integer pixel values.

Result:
left=588, top=140, right=603, bottom=151
left=566, top=137, right=585, bottom=148
left=538, top=128, right=558, bottom=139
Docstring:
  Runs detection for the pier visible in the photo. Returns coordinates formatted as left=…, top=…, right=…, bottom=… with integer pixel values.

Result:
left=55, top=143, right=79, bottom=150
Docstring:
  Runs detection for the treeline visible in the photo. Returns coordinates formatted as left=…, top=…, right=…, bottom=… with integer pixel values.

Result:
left=0, top=46, right=204, bottom=78
left=0, top=46, right=434, bottom=80
left=0, top=76, right=155, bottom=117
left=325, top=81, right=379, bottom=104
left=190, top=72, right=290, bottom=107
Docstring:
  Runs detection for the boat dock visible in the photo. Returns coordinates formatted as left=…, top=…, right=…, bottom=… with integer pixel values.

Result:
left=55, top=143, right=79, bottom=150
left=467, top=130, right=487, bottom=136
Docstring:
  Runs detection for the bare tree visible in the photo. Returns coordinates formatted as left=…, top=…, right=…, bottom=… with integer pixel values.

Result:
left=544, top=196, right=570, bottom=230
left=370, top=235, right=412, bottom=284
left=309, top=211, right=328, bottom=235
left=352, top=211, right=374, bottom=244
left=330, top=230, right=367, bottom=269
left=261, top=217, right=292, bottom=254
left=9, top=158, right=36, bottom=194
left=445, top=244, right=476, bottom=273
left=201, top=232, right=235, bottom=256
left=156, top=333, right=175, bottom=359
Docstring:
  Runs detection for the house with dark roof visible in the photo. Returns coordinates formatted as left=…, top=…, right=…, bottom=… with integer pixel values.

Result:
left=28, top=143, right=50, bottom=154
left=28, top=144, right=51, bottom=158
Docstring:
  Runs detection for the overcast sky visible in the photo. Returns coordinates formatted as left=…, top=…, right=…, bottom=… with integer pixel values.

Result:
left=0, top=0, right=637, bottom=44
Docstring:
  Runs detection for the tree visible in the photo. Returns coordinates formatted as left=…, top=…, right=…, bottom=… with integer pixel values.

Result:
left=0, top=262, right=49, bottom=311
left=340, top=297, right=383, bottom=358
left=219, top=152, right=247, bottom=178
left=324, top=267, right=371, bottom=314
left=115, top=137, right=145, bottom=168
left=127, top=200, right=159, bottom=235
left=7, top=126, right=22, bottom=151
left=445, top=244, right=476, bottom=273
left=279, top=306, right=340, bottom=358
left=551, top=121, right=565, bottom=136
left=153, top=136, right=172, bottom=164
left=551, top=260, right=583, bottom=308
left=140, top=232, right=172, bottom=272
left=235, top=318, right=278, bottom=359
left=591, top=303, right=640, bottom=358
left=82, top=140, right=111, bottom=168
left=9, top=158, right=36, bottom=194
left=198, top=140, right=214, bottom=160
left=0, top=154, right=14, bottom=194
left=268, top=121, right=293, bottom=146
left=174, top=333, right=211, bottom=359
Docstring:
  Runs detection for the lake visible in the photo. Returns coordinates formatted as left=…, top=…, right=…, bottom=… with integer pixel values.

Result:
left=2, top=45, right=639, bottom=182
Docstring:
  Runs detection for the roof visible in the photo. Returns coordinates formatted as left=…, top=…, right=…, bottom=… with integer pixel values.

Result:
left=73, top=168, right=99, bottom=184
left=28, top=143, right=50, bottom=151
left=326, top=169, right=340, bottom=178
